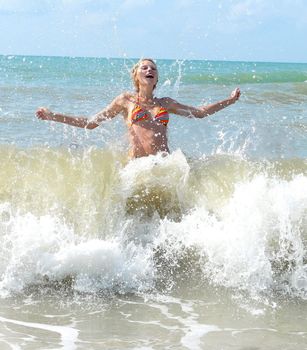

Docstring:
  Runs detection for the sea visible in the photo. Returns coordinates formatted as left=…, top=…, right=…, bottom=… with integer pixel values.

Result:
left=0, top=55, right=307, bottom=349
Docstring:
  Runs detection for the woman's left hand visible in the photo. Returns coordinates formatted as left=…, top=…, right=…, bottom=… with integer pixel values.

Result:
left=229, top=88, right=241, bottom=103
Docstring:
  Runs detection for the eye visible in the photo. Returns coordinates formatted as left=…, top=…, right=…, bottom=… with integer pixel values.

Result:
left=140, top=65, right=157, bottom=71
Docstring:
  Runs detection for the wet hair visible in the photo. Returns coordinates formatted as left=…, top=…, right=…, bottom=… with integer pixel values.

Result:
left=131, top=58, right=157, bottom=92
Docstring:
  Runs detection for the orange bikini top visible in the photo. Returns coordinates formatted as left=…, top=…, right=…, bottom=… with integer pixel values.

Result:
left=130, top=96, right=169, bottom=126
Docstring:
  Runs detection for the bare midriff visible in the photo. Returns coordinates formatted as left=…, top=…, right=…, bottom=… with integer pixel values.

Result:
left=127, top=121, right=169, bottom=158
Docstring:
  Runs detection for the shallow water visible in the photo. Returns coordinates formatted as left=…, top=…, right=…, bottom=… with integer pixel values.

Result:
left=1, top=289, right=307, bottom=349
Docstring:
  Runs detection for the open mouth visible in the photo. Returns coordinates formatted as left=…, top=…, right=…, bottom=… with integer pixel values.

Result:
left=146, top=74, right=154, bottom=79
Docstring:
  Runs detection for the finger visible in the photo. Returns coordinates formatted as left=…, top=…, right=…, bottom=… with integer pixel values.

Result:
left=36, top=111, right=45, bottom=118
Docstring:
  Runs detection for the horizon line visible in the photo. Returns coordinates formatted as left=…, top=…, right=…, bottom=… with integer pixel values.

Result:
left=1, top=53, right=307, bottom=65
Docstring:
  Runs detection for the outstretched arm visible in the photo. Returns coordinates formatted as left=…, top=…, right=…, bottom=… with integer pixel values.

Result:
left=36, top=94, right=126, bottom=129
left=165, top=88, right=241, bottom=118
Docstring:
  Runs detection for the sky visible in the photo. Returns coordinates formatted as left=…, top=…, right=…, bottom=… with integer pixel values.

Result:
left=0, top=0, right=307, bottom=63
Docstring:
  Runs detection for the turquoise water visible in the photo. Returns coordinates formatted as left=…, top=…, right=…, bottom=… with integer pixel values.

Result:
left=1, top=55, right=307, bottom=158
left=0, top=55, right=307, bottom=349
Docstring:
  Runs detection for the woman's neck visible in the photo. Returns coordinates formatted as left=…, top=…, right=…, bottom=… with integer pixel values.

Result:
left=138, top=87, right=154, bottom=102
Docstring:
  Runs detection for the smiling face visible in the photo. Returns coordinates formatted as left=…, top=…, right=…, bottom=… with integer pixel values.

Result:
left=132, top=59, right=158, bottom=92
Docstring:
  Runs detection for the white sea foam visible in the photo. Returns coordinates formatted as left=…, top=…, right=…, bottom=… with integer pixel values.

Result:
left=0, top=315, right=78, bottom=350
left=119, top=149, right=190, bottom=197
left=0, top=206, right=154, bottom=295
left=156, top=174, right=307, bottom=297
left=0, top=155, right=306, bottom=300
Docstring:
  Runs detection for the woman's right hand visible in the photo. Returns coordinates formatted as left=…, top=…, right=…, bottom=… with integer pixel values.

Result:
left=36, top=107, right=54, bottom=121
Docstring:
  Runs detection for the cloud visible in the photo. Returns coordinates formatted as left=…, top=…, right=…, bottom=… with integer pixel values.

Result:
left=0, top=0, right=113, bottom=15
left=120, top=0, right=154, bottom=10
left=228, top=0, right=307, bottom=24
left=59, top=0, right=112, bottom=12
left=229, top=0, right=266, bottom=20
left=211, top=0, right=307, bottom=35
left=0, top=0, right=53, bottom=14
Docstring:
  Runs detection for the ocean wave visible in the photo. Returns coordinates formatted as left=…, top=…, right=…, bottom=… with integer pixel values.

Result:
left=183, top=71, right=307, bottom=85
left=0, top=147, right=306, bottom=299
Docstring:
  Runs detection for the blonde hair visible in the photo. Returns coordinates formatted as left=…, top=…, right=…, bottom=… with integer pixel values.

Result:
left=131, top=58, right=157, bottom=92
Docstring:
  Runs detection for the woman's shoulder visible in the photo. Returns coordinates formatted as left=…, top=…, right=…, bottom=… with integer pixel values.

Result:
left=157, top=96, right=177, bottom=108
left=115, top=91, right=136, bottom=104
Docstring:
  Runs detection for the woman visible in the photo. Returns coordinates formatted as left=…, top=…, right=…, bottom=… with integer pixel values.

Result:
left=36, top=58, right=241, bottom=158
